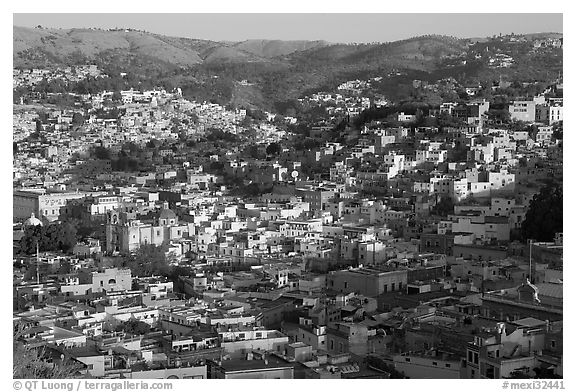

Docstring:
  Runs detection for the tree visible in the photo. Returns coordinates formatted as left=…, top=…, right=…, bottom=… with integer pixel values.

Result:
left=208, top=161, right=224, bottom=174
left=93, top=146, right=111, bottom=160
left=13, top=323, right=84, bottom=378
left=266, top=142, right=282, bottom=156
left=243, top=144, right=263, bottom=159
left=115, top=319, right=151, bottom=335
left=146, top=139, right=157, bottom=149
left=58, top=259, right=72, bottom=274
left=71, top=112, right=84, bottom=126
left=112, top=90, right=122, bottom=102
left=19, top=223, right=78, bottom=255
left=19, top=225, right=44, bottom=255
left=521, top=183, right=563, bottom=242
left=124, top=244, right=170, bottom=277
left=486, top=108, right=511, bottom=123
left=294, top=137, right=322, bottom=151
left=432, top=196, right=454, bottom=217
left=55, top=223, right=78, bottom=253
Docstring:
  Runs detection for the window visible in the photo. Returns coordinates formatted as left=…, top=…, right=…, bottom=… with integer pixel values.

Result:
left=405, top=358, right=411, bottom=362
left=432, top=362, right=438, bottom=366
left=392, top=283, right=395, bottom=291
left=445, top=364, right=451, bottom=368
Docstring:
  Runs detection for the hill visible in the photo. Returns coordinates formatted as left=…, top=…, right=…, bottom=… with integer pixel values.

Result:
left=14, top=26, right=264, bottom=68
left=288, top=35, right=468, bottom=72
left=233, top=39, right=329, bottom=58
left=13, top=27, right=562, bottom=112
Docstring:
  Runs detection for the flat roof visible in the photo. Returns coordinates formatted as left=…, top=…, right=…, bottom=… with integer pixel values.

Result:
left=215, top=357, right=293, bottom=372
left=66, top=345, right=103, bottom=358
left=512, top=317, right=547, bottom=328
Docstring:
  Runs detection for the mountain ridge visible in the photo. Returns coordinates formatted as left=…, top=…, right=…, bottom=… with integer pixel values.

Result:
left=13, top=26, right=563, bottom=112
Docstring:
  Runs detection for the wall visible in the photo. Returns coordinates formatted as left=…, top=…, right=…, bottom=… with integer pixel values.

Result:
left=129, top=365, right=207, bottom=379
left=393, top=355, right=462, bottom=379
left=328, top=269, right=407, bottom=296
left=221, top=337, right=289, bottom=359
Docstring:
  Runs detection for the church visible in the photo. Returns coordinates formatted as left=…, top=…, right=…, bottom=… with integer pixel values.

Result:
left=106, top=201, right=194, bottom=254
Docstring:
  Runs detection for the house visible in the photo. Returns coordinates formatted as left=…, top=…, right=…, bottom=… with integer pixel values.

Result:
left=207, top=355, right=294, bottom=379
left=393, top=350, right=465, bottom=378
left=465, top=321, right=550, bottom=379
left=328, top=267, right=407, bottom=296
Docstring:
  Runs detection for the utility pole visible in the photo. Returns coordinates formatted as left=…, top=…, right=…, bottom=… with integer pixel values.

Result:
left=528, top=239, right=533, bottom=282
left=36, top=241, right=40, bottom=285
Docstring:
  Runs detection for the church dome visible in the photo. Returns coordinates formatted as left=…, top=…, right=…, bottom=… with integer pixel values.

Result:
left=159, top=208, right=177, bottom=220
left=23, top=213, right=43, bottom=227
left=158, top=201, right=177, bottom=222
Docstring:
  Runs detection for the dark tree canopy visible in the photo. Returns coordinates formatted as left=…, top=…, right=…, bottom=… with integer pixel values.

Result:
left=123, top=244, right=170, bottom=277
left=266, top=142, right=282, bottom=156
left=115, top=319, right=151, bottom=335
left=432, top=196, right=455, bottom=217
left=92, top=146, right=111, bottom=160
left=71, top=112, right=84, bottom=126
left=19, top=222, right=78, bottom=255
left=521, top=183, right=563, bottom=242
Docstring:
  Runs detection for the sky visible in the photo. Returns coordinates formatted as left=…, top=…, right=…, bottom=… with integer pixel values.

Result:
left=13, top=13, right=563, bottom=43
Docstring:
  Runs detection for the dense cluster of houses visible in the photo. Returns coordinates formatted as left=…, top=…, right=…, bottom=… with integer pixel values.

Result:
left=13, top=65, right=104, bottom=89
left=13, top=62, right=563, bottom=379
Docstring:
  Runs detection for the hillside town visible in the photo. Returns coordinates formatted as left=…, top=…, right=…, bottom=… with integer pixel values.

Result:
left=13, top=33, right=563, bottom=380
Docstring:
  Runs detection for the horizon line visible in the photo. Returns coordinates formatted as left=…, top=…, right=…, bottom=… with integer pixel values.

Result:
left=13, top=24, right=563, bottom=45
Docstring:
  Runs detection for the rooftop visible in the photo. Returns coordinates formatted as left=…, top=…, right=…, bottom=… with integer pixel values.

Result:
left=511, top=317, right=548, bottom=329
left=213, top=356, right=293, bottom=372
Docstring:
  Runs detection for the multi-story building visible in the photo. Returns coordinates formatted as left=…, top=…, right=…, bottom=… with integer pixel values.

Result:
left=14, top=189, right=87, bottom=222
left=106, top=202, right=193, bottom=254
left=91, top=268, right=132, bottom=293
left=327, top=267, right=408, bottom=296
left=509, top=100, right=536, bottom=122
left=207, top=356, right=294, bottom=379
